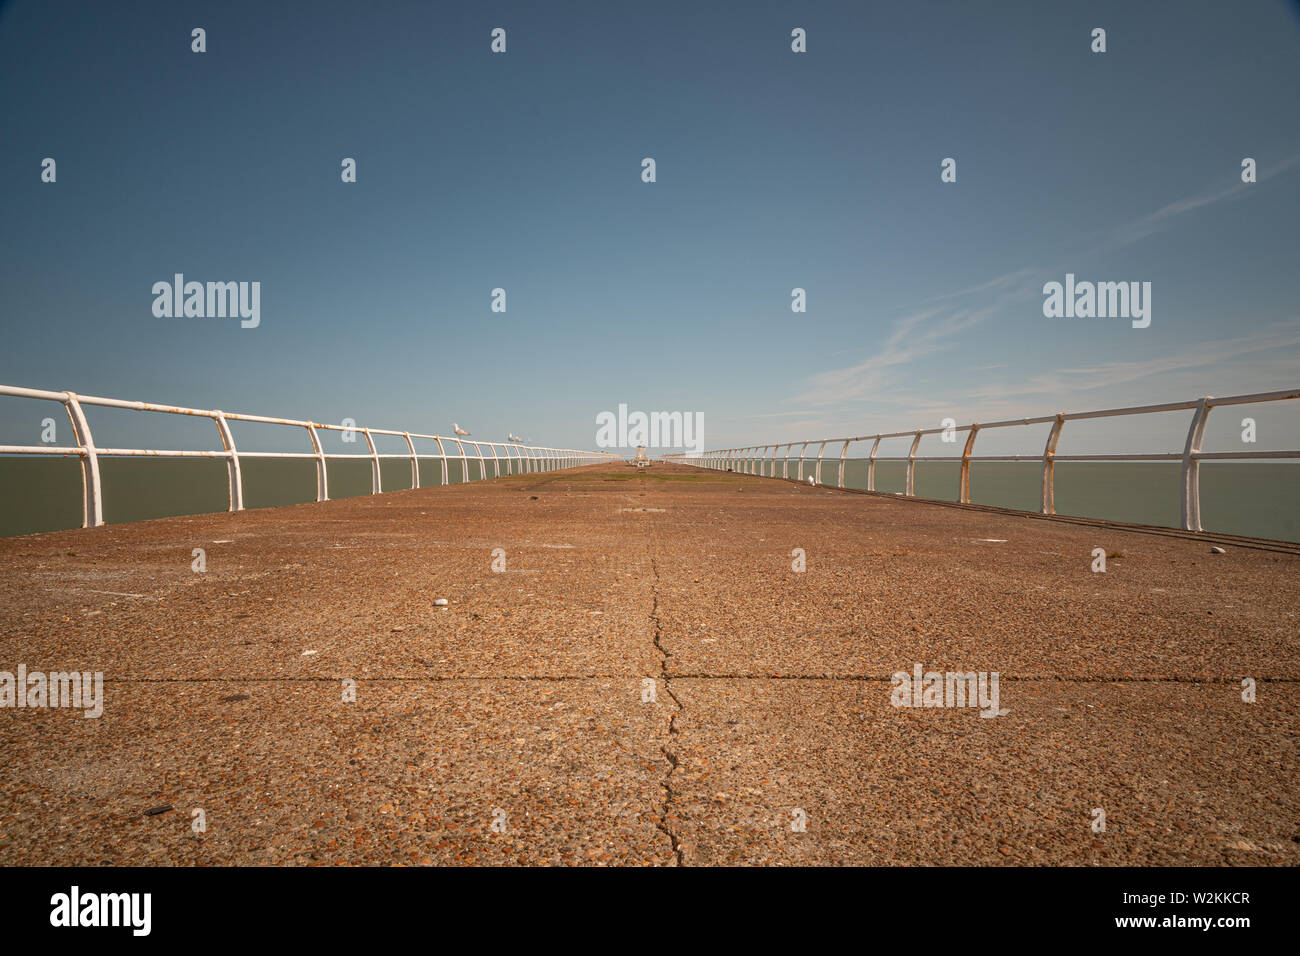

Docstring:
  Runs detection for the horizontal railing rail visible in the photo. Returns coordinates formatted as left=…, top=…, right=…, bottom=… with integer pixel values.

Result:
left=0, top=384, right=619, bottom=528
left=663, top=388, right=1300, bottom=532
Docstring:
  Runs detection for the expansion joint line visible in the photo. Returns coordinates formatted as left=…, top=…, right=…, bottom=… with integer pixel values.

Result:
left=646, top=505, right=685, bottom=866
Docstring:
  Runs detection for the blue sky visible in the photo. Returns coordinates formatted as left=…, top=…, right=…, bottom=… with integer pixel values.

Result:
left=1, top=0, right=1298, bottom=457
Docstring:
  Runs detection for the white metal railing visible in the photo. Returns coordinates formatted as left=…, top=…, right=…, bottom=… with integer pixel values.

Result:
left=663, top=388, right=1300, bottom=533
left=0, top=384, right=619, bottom=528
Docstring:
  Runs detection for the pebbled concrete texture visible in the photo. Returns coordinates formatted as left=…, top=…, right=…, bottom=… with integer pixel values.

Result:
left=0, top=462, right=1296, bottom=865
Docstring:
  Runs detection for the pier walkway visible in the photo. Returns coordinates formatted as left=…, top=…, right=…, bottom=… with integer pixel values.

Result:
left=1, top=462, right=1296, bottom=865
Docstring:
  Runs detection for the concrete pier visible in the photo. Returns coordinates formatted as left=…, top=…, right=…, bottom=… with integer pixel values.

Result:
left=1, top=463, right=1296, bottom=865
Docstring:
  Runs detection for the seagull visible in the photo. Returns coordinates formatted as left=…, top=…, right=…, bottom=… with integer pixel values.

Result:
left=452, top=423, right=470, bottom=436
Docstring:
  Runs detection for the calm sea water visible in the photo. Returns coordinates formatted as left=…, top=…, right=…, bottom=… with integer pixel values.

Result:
left=0, top=456, right=487, bottom=538
left=748, top=459, right=1297, bottom=542
left=0, top=457, right=1295, bottom=542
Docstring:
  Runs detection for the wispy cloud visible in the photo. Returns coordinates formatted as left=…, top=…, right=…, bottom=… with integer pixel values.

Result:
left=963, top=321, right=1300, bottom=409
left=789, top=155, right=1300, bottom=418
left=1102, top=153, right=1300, bottom=252
left=792, top=293, right=1031, bottom=407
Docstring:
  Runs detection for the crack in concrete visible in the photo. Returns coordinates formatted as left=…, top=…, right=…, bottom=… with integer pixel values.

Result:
left=645, top=498, right=685, bottom=866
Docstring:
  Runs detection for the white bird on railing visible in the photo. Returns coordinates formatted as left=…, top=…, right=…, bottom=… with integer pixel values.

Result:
left=452, top=423, right=470, bottom=436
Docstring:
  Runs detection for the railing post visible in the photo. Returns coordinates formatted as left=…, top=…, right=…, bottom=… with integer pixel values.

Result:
left=472, top=441, right=487, bottom=480
left=905, top=431, right=922, bottom=496
left=213, top=411, right=244, bottom=511
left=837, top=439, right=850, bottom=488
left=455, top=438, right=468, bottom=482
left=434, top=436, right=448, bottom=485
left=490, top=443, right=501, bottom=478
left=363, top=427, right=381, bottom=494
left=1041, top=415, right=1064, bottom=514
left=306, top=423, right=329, bottom=501
left=1181, top=397, right=1213, bottom=532
left=868, top=437, right=881, bottom=491
left=796, top=442, right=808, bottom=481
left=62, top=391, right=103, bottom=527
left=404, top=431, right=420, bottom=489
left=783, top=444, right=791, bottom=479
left=958, top=424, right=979, bottom=504
left=814, top=440, right=827, bottom=485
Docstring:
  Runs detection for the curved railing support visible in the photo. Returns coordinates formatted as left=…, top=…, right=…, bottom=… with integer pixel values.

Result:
left=404, top=431, right=420, bottom=489
left=434, top=436, right=449, bottom=485
left=213, top=411, right=244, bottom=511
left=867, top=437, right=881, bottom=491
left=454, top=438, right=468, bottom=482
left=363, top=427, right=381, bottom=494
left=306, top=423, right=329, bottom=501
left=62, top=391, right=103, bottom=527
left=1181, top=397, right=1213, bottom=532
left=905, top=431, right=922, bottom=496
left=958, top=424, right=980, bottom=504
left=1041, top=415, right=1064, bottom=514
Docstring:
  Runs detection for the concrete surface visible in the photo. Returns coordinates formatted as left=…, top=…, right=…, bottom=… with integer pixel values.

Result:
left=0, top=462, right=1296, bottom=865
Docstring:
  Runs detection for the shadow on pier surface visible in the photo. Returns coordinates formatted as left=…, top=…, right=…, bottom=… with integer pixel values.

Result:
left=1, top=462, right=1296, bottom=865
